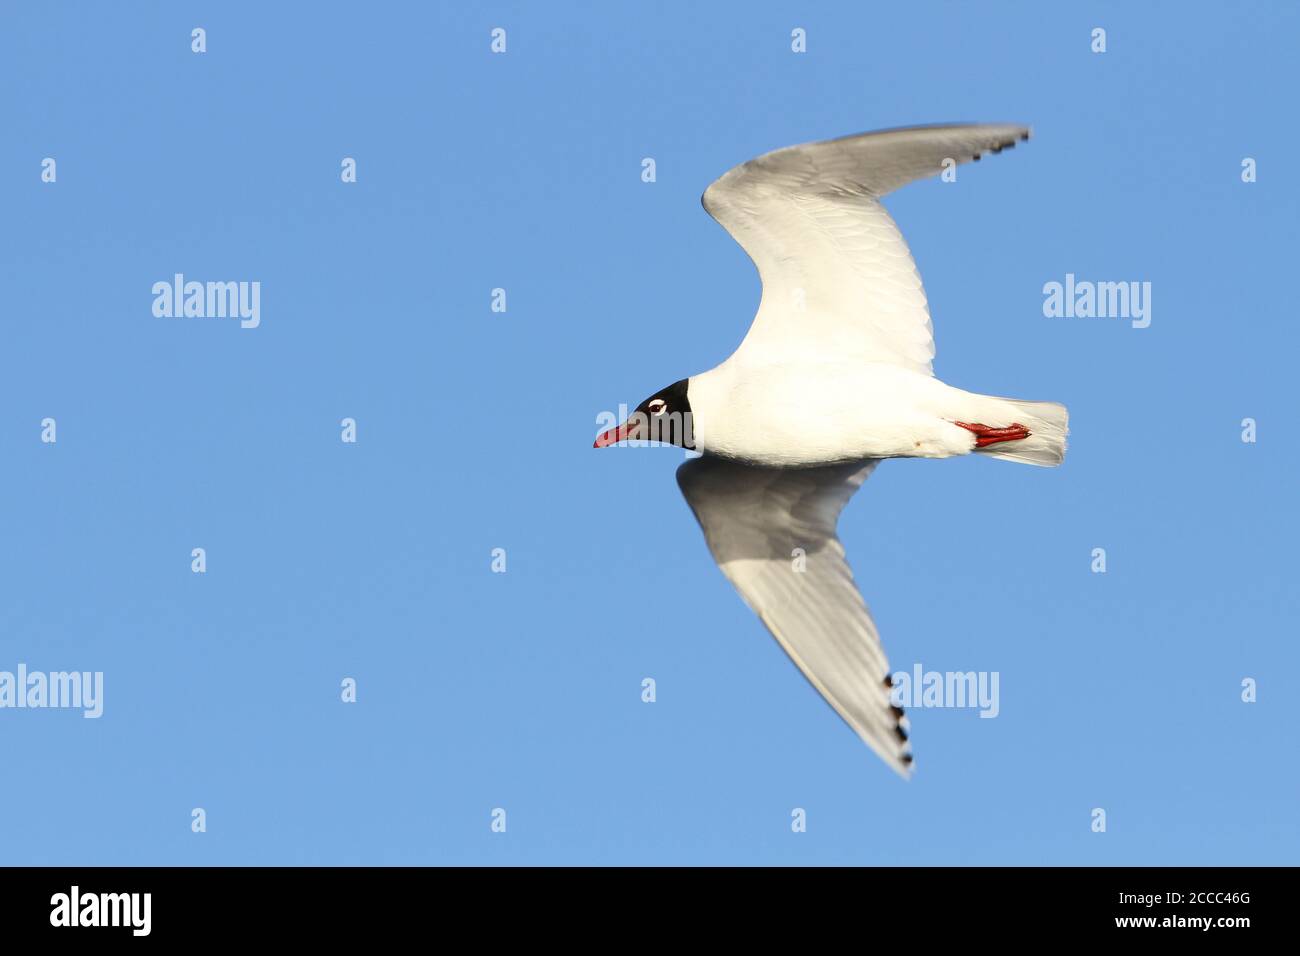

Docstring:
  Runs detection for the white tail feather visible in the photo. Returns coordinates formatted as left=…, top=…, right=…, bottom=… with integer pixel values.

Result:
left=977, top=399, right=1068, bottom=467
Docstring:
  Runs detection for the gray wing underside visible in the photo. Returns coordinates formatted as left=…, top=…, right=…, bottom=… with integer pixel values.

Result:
left=676, top=455, right=912, bottom=775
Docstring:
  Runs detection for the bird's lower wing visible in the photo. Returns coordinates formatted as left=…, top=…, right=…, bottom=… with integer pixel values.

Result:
left=676, top=456, right=912, bottom=776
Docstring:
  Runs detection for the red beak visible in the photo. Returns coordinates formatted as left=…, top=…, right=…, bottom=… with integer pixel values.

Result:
left=593, top=419, right=641, bottom=448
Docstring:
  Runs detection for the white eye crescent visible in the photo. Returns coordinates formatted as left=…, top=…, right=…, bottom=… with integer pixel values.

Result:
left=647, top=399, right=667, bottom=416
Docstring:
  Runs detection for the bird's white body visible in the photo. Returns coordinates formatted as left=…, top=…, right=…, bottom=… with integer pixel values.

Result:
left=689, top=359, right=1061, bottom=467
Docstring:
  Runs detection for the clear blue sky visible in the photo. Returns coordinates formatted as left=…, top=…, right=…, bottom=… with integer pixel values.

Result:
left=2, top=1, right=1296, bottom=865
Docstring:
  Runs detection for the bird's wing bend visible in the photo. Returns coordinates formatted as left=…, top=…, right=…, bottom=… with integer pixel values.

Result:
left=676, top=455, right=912, bottom=775
left=702, top=123, right=1031, bottom=375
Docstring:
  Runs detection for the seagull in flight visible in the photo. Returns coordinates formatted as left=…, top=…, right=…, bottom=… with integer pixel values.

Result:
left=594, top=124, right=1067, bottom=775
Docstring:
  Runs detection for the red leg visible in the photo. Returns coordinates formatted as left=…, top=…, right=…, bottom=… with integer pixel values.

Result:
left=952, top=421, right=1032, bottom=448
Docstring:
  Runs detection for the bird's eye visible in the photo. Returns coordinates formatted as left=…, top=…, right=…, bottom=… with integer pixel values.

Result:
left=647, top=399, right=667, bottom=416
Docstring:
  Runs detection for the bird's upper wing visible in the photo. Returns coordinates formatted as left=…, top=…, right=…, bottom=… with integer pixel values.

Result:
left=676, top=455, right=911, bottom=775
left=702, top=123, right=1031, bottom=375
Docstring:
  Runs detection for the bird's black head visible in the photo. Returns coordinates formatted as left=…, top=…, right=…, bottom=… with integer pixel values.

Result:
left=594, top=378, right=695, bottom=449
